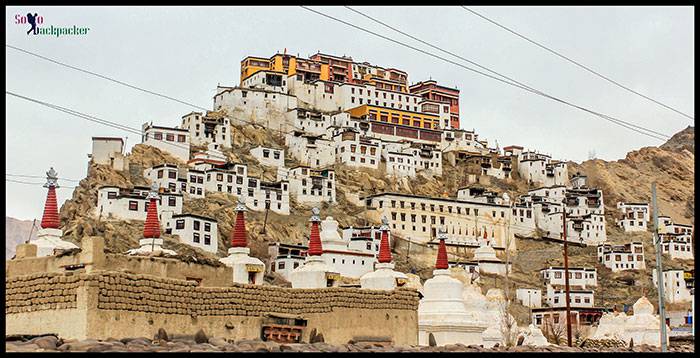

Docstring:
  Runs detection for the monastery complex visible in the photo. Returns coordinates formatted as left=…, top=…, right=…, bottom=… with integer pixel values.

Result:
left=6, top=49, right=694, bottom=349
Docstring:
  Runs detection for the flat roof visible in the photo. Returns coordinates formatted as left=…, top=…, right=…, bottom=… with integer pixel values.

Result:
left=145, top=124, right=189, bottom=133
left=171, top=213, right=217, bottom=222
left=361, top=192, right=510, bottom=208
left=92, top=137, right=124, bottom=143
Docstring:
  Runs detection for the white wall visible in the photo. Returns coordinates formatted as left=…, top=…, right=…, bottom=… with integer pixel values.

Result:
left=95, top=186, right=183, bottom=225
left=141, top=123, right=190, bottom=163
left=516, top=288, right=542, bottom=308
left=287, top=167, right=336, bottom=205
left=540, top=267, right=598, bottom=288
left=250, top=146, right=285, bottom=168
left=653, top=269, right=693, bottom=303
left=165, top=215, right=218, bottom=253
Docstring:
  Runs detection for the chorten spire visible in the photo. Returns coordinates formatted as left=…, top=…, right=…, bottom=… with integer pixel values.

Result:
left=307, top=207, right=323, bottom=256
left=435, top=227, right=448, bottom=269
left=230, top=197, right=248, bottom=248
left=143, top=183, right=161, bottom=238
left=377, top=216, right=392, bottom=263
left=40, top=167, right=60, bottom=229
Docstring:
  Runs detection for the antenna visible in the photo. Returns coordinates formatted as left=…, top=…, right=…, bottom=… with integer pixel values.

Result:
left=26, top=219, right=37, bottom=244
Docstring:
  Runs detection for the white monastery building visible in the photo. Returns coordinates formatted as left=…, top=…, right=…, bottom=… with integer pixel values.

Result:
left=597, top=242, right=646, bottom=272
left=141, top=122, right=191, bottom=162
left=250, top=145, right=285, bottom=168
left=653, top=269, right=694, bottom=304
left=616, top=202, right=650, bottom=232
left=165, top=213, right=218, bottom=254
left=516, top=288, right=543, bottom=308
left=181, top=111, right=232, bottom=149
left=286, top=166, right=336, bottom=205
left=89, top=137, right=128, bottom=171
left=95, top=185, right=183, bottom=225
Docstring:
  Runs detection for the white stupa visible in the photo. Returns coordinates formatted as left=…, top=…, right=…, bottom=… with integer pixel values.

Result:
left=591, top=296, right=670, bottom=347
left=219, top=197, right=265, bottom=285
left=418, top=228, right=485, bottom=346
left=29, top=167, right=79, bottom=257
left=360, top=217, right=408, bottom=291
left=290, top=208, right=340, bottom=289
left=126, top=183, right=176, bottom=256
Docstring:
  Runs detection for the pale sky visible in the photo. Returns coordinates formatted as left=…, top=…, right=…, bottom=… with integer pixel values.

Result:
left=5, top=6, right=694, bottom=221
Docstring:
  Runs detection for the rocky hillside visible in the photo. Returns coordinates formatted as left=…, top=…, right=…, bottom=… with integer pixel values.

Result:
left=5, top=217, right=38, bottom=259
left=569, top=126, right=694, bottom=231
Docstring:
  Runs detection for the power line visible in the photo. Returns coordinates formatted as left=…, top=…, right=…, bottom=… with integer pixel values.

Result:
left=6, top=173, right=81, bottom=182
left=6, top=44, right=305, bottom=137
left=6, top=178, right=78, bottom=189
left=301, top=6, right=670, bottom=141
left=460, top=6, right=694, bottom=121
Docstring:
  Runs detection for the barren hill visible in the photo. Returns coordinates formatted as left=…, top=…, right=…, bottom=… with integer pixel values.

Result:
left=5, top=216, right=38, bottom=259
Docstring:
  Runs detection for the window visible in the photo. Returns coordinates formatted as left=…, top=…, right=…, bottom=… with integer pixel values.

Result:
left=166, top=133, right=174, bottom=141
left=193, top=233, right=200, bottom=243
left=554, top=272, right=562, bottom=279
left=204, top=235, right=211, bottom=245
left=204, top=222, right=211, bottom=232
left=177, top=134, right=186, bottom=142
left=157, top=170, right=164, bottom=179
left=278, top=262, right=285, bottom=270
left=128, top=201, right=138, bottom=211
left=168, top=196, right=176, bottom=207
left=153, top=132, right=163, bottom=140
left=107, top=191, right=117, bottom=199
left=193, top=220, right=201, bottom=231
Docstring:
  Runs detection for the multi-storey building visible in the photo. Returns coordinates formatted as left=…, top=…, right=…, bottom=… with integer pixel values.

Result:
left=362, top=192, right=516, bottom=250
left=245, top=177, right=290, bottom=215
left=95, top=185, right=183, bottom=224
left=616, top=202, right=650, bottom=232
left=653, top=269, right=694, bottom=303
left=383, top=150, right=416, bottom=178
left=510, top=147, right=568, bottom=187
left=660, top=232, right=694, bottom=260
left=290, top=109, right=351, bottom=136
left=347, top=104, right=440, bottom=131
left=181, top=111, right=232, bottom=149
left=287, top=166, right=336, bottom=204
left=184, top=169, right=206, bottom=198
left=212, top=86, right=298, bottom=129
left=545, top=285, right=595, bottom=308
left=540, top=266, right=598, bottom=288
left=144, top=164, right=182, bottom=193
left=285, top=131, right=336, bottom=168
left=141, top=123, right=191, bottom=162
left=409, top=80, right=460, bottom=129
left=382, top=141, right=442, bottom=177
left=597, top=242, right=645, bottom=272
left=333, top=128, right=382, bottom=170
left=164, top=214, right=218, bottom=254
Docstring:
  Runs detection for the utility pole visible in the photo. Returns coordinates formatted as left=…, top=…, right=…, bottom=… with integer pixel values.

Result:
left=25, top=219, right=37, bottom=244
left=261, top=199, right=271, bottom=235
left=652, top=182, right=668, bottom=352
left=562, top=206, right=573, bottom=347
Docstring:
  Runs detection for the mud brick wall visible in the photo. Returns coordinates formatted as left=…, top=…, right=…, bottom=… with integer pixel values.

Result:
left=94, top=271, right=420, bottom=316
left=5, top=272, right=80, bottom=314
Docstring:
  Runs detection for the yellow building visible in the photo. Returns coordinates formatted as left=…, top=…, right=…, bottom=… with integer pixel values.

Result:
left=347, top=104, right=440, bottom=130
left=241, top=53, right=331, bottom=85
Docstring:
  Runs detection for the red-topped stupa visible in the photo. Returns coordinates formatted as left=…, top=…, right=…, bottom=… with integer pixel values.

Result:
left=290, top=207, right=339, bottom=289
left=30, top=167, right=78, bottom=257
left=219, top=197, right=265, bottom=285
left=359, top=216, right=408, bottom=290
left=127, top=182, right=176, bottom=256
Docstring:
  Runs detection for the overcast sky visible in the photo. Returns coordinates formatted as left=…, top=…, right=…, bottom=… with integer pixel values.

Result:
left=5, top=6, right=694, bottom=221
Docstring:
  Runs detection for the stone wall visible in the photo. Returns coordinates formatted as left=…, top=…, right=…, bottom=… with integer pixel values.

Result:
left=6, top=270, right=419, bottom=345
